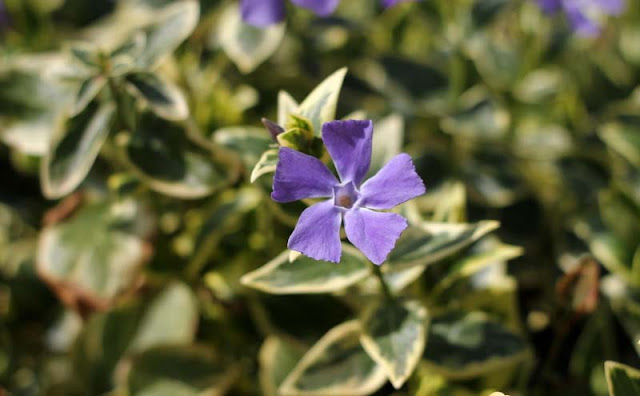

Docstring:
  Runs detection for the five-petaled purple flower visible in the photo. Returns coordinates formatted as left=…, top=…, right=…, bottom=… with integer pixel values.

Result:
left=272, top=120, right=425, bottom=265
left=241, top=0, right=419, bottom=27
left=536, top=0, right=625, bottom=36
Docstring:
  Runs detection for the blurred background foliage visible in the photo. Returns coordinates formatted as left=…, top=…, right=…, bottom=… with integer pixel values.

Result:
left=0, top=0, right=639, bottom=395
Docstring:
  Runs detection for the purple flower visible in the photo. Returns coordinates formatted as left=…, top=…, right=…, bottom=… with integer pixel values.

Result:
left=272, top=120, right=425, bottom=265
left=0, top=0, right=9, bottom=30
left=241, top=0, right=419, bottom=27
left=536, top=0, right=625, bottom=36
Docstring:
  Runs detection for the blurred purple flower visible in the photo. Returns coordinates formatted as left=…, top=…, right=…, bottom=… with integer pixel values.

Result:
left=272, top=120, right=425, bottom=265
left=0, top=0, right=9, bottom=30
left=536, top=0, right=625, bottom=36
left=241, top=0, right=419, bottom=27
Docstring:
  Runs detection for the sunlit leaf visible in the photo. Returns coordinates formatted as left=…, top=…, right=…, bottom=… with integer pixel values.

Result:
left=128, top=283, right=198, bottom=353
left=605, top=361, right=640, bottom=396
left=218, top=3, right=285, bottom=74
left=41, top=103, right=115, bottom=199
left=296, top=68, right=348, bottom=136
left=385, top=221, right=500, bottom=271
left=250, top=148, right=279, bottom=183
left=37, top=199, right=152, bottom=315
left=120, top=113, right=236, bottom=199
left=72, top=76, right=107, bottom=116
left=241, top=245, right=370, bottom=294
left=125, top=72, right=189, bottom=121
left=423, top=311, right=529, bottom=379
left=213, top=126, right=273, bottom=173
left=360, top=300, right=428, bottom=388
left=279, top=321, right=387, bottom=396
left=120, top=346, right=238, bottom=396
left=136, top=1, right=200, bottom=68
left=259, top=336, right=305, bottom=396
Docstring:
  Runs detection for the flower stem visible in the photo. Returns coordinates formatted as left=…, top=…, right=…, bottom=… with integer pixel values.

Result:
left=371, top=262, right=394, bottom=301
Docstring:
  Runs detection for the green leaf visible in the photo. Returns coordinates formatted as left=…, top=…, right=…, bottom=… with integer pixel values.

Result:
left=431, top=238, right=523, bottom=297
left=41, top=103, right=115, bottom=199
left=259, top=337, right=305, bottom=396
left=368, top=114, right=404, bottom=177
left=605, top=361, right=640, bottom=396
left=136, top=1, right=200, bottom=68
left=600, top=121, right=640, bottom=167
left=250, top=148, right=279, bottom=183
left=423, top=311, right=529, bottom=379
left=276, top=127, right=313, bottom=151
left=128, top=282, right=198, bottom=353
left=360, top=300, right=429, bottom=389
left=440, top=87, right=510, bottom=140
left=279, top=321, right=387, bottom=396
left=0, top=55, right=73, bottom=155
left=72, top=76, right=107, bottom=116
left=125, top=72, right=189, bottom=121
left=69, top=42, right=101, bottom=71
left=218, top=3, right=285, bottom=74
left=212, top=126, right=273, bottom=174
left=37, top=199, right=152, bottom=312
left=120, top=346, right=238, bottom=396
left=241, top=245, right=371, bottom=294
left=385, top=221, right=500, bottom=271
left=278, top=91, right=299, bottom=126
left=120, top=112, right=235, bottom=199
left=297, top=67, right=348, bottom=136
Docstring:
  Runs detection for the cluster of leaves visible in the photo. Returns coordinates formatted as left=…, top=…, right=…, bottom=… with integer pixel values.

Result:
left=0, top=0, right=639, bottom=395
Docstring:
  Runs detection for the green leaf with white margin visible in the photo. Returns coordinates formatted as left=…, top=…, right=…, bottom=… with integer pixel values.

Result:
left=250, top=148, right=279, bottom=183
left=368, top=113, right=404, bottom=177
left=241, top=245, right=370, bottom=294
left=423, top=311, right=529, bottom=379
left=385, top=221, right=500, bottom=271
left=600, top=121, right=640, bottom=167
left=37, top=199, right=152, bottom=311
left=120, top=112, right=235, bottom=199
left=279, top=321, right=387, bottom=396
left=605, top=361, right=640, bottom=396
left=119, top=346, right=238, bottom=396
left=297, top=67, right=348, bottom=136
left=212, top=126, right=273, bottom=174
left=72, top=76, right=107, bottom=116
left=218, top=3, right=285, bottom=74
left=259, top=336, right=305, bottom=396
left=41, top=103, right=115, bottom=199
left=360, top=300, right=428, bottom=389
left=136, top=1, right=200, bottom=69
left=125, top=72, right=189, bottom=121
left=430, top=237, right=524, bottom=297
left=440, top=87, right=510, bottom=140
left=0, top=55, right=73, bottom=156
left=128, top=282, right=198, bottom=353
left=278, top=91, right=299, bottom=126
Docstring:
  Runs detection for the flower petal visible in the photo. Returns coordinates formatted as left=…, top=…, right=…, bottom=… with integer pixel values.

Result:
left=536, top=0, right=561, bottom=13
left=288, top=200, right=343, bottom=263
left=322, top=120, right=373, bottom=186
left=358, top=153, right=425, bottom=210
left=240, top=0, right=286, bottom=27
left=381, top=0, right=418, bottom=8
left=344, top=208, right=407, bottom=265
left=593, top=0, right=625, bottom=15
left=290, top=0, right=341, bottom=16
left=564, top=4, right=600, bottom=36
left=272, top=147, right=339, bottom=203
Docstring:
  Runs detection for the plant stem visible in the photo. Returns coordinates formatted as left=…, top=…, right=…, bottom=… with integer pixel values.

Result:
left=371, top=262, right=394, bottom=301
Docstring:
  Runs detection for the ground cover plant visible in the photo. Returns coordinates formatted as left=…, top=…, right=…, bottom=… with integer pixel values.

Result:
left=0, top=0, right=639, bottom=395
